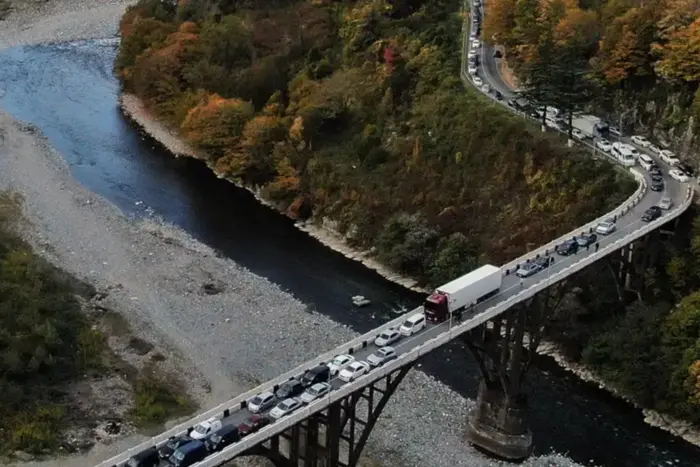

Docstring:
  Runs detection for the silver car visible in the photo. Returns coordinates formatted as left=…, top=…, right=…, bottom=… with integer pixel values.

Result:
left=247, top=391, right=276, bottom=414
left=269, top=397, right=302, bottom=420
left=658, top=197, right=673, bottom=210
left=595, top=219, right=616, bottom=235
left=300, top=382, right=331, bottom=404
left=367, top=347, right=397, bottom=367
left=374, top=328, right=400, bottom=347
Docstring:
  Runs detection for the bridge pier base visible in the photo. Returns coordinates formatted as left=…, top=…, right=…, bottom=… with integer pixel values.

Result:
left=466, top=380, right=532, bottom=459
left=464, top=283, right=568, bottom=460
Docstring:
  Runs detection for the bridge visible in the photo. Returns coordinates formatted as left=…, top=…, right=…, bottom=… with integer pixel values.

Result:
left=95, top=5, right=696, bottom=467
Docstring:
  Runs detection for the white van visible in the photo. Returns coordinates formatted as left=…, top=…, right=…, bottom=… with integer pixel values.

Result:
left=638, top=154, right=654, bottom=171
left=399, top=313, right=426, bottom=336
left=611, top=143, right=636, bottom=167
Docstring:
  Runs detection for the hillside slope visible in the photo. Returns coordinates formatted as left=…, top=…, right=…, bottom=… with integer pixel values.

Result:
left=115, top=0, right=634, bottom=287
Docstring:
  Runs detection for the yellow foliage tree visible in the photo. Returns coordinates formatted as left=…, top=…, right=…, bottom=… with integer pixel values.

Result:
left=688, top=360, right=700, bottom=405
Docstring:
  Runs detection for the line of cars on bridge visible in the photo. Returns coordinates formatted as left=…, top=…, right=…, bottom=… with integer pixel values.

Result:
left=124, top=321, right=428, bottom=467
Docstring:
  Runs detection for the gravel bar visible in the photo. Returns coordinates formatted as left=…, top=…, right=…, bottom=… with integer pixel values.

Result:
left=0, top=2, right=587, bottom=466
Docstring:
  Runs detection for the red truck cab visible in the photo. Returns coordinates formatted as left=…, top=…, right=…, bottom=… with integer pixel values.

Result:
left=424, top=292, right=450, bottom=323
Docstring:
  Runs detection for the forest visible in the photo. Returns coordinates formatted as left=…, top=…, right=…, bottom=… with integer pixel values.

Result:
left=486, top=0, right=700, bottom=151
left=480, top=0, right=700, bottom=428
left=546, top=207, right=700, bottom=425
left=116, top=0, right=633, bottom=287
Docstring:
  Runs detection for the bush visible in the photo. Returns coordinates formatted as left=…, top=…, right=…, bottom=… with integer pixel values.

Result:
left=132, top=375, right=195, bottom=427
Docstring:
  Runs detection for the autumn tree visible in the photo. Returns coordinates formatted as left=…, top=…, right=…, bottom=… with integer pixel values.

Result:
left=181, top=94, right=254, bottom=158
left=483, top=0, right=516, bottom=46
left=653, top=17, right=700, bottom=83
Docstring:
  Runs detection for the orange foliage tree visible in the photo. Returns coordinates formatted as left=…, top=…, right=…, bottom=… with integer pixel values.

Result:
left=654, top=17, right=700, bottom=83
left=181, top=94, right=254, bottom=158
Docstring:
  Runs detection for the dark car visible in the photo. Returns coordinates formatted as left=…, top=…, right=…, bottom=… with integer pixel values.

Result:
left=493, top=90, right=503, bottom=101
left=170, top=440, right=207, bottom=467
left=126, top=447, right=159, bottom=467
left=556, top=239, right=579, bottom=256
left=301, top=364, right=331, bottom=387
left=205, top=424, right=240, bottom=452
left=237, top=414, right=270, bottom=437
left=493, top=49, right=503, bottom=59
left=576, top=233, right=598, bottom=248
left=642, top=206, right=662, bottom=222
left=534, top=255, right=552, bottom=269
left=679, top=162, right=695, bottom=177
left=650, top=180, right=664, bottom=192
left=158, top=435, right=193, bottom=460
left=650, top=164, right=662, bottom=176
left=275, top=378, right=305, bottom=399
left=650, top=173, right=663, bottom=183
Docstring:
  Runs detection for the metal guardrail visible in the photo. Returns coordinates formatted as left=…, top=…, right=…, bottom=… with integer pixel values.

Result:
left=139, top=186, right=694, bottom=467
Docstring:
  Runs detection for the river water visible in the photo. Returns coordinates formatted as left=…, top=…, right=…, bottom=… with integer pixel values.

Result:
left=0, top=39, right=698, bottom=467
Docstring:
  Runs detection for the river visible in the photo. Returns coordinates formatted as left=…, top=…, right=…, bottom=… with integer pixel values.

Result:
left=0, top=39, right=698, bottom=467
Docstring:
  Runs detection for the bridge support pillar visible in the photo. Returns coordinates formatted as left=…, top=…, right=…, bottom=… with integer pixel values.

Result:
left=464, top=283, right=565, bottom=460
left=464, top=306, right=532, bottom=459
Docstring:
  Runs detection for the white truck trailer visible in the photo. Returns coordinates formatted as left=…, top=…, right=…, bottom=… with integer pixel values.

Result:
left=423, top=265, right=502, bottom=323
left=572, top=114, right=609, bottom=139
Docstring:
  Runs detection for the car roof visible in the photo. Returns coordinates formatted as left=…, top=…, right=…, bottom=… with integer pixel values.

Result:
left=307, top=364, right=329, bottom=374
left=257, top=390, right=274, bottom=398
left=311, top=382, right=329, bottom=390
left=177, top=440, right=204, bottom=453
left=215, top=424, right=238, bottom=435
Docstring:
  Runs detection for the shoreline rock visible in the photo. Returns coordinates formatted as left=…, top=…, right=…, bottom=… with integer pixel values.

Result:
left=538, top=341, right=700, bottom=447
left=120, top=92, right=700, bottom=449
left=119, top=93, right=430, bottom=294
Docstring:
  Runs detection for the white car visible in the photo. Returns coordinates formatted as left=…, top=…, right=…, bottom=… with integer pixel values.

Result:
left=338, top=361, right=370, bottom=383
left=328, top=354, right=354, bottom=376
left=468, top=50, right=477, bottom=60
left=647, top=143, right=661, bottom=154
left=595, top=219, right=616, bottom=235
left=269, top=397, right=303, bottom=419
left=572, top=128, right=585, bottom=140
left=468, top=65, right=477, bottom=75
left=669, top=168, right=689, bottom=183
left=596, top=139, right=612, bottom=153
left=190, top=417, right=222, bottom=440
left=631, top=135, right=650, bottom=147
left=472, top=39, right=481, bottom=50
left=473, top=76, right=483, bottom=87
left=659, top=149, right=680, bottom=166
left=375, top=328, right=401, bottom=347
left=481, top=83, right=491, bottom=94
left=658, top=197, right=673, bottom=210
left=247, top=391, right=276, bottom=413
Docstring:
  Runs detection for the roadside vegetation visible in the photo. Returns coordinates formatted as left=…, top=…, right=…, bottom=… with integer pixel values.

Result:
left=116, top=0, right=634, bottom=287
left=0, top=191, right=194, bottom=456
left=486, top=0, right=700, bottom=150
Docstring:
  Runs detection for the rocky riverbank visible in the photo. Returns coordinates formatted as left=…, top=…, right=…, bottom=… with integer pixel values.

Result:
left=119, top=93, right=430, bottom=293
left=538, top=342, right=700, bottom=447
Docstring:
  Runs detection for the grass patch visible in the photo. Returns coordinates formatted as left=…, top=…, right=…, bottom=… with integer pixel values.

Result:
left=132, top=372, right=196, bottom=428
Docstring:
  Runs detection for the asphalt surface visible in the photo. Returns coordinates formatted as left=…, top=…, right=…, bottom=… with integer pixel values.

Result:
left=118, top=7, right=692, bottom=467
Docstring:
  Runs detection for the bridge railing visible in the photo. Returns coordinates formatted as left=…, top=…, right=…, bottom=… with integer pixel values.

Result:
left=196, top=184, right=693, bottom=467
left=501, top=168, right=647, bottom=275
left=99, top=186, right=692, bottom=467
left=95, top=301, right=424, bottom=467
